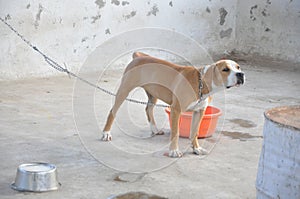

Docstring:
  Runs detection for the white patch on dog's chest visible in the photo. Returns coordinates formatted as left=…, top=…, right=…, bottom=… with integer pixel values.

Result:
left=186, top=98, right=209, bottom=111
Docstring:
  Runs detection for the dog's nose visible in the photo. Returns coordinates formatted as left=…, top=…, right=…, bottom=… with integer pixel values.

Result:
left=236, top=72, right=245, bottom=84
left=236, top=72, right=244, bottom=78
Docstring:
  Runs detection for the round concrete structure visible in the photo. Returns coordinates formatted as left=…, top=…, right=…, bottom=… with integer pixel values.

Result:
left=256, top=106, right=300, bottom=199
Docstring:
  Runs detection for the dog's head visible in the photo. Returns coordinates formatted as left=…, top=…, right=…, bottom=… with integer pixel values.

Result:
left=214, top=60, right=245, bottom=89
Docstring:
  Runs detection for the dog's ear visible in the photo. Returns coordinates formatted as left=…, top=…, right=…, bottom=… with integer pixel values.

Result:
left=215, top=60, right=227, bottom=68
left=209, top=63, right=218, bottom=77
left=212, top=62, right=225, bottom=86
left=213, top=63, right=217, bottom=73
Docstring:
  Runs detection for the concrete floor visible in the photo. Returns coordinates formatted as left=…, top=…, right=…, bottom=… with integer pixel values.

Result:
left=0, top=59, right=299, bottom=199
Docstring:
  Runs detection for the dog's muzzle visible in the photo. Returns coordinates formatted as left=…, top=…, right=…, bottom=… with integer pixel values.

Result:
left=236, top=72, right=245, bottom=85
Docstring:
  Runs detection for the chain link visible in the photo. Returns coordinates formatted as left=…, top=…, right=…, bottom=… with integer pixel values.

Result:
left=0, top=17, right=169, bottom=108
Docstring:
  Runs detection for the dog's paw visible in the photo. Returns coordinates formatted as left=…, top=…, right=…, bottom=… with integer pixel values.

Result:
left=169, top=149, right=183, bottom=158
left=102, top=131, right=112, bottom=141
left=193, top=147, right=208, bottom=155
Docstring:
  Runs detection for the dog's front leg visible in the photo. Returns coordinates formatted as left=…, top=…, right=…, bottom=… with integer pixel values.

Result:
left=169, top=108, right=182, bottom=158
left=190, top=110, right=208, bottom=155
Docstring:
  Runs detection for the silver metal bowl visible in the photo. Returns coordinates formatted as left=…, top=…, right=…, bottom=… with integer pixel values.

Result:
left=11, top=162, right=60, bottom=192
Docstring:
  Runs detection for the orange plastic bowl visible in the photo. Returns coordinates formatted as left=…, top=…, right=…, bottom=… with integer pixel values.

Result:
left=165, top=106, right=222, bottom=138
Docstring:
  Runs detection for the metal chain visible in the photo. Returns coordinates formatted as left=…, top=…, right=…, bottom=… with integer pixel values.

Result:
left=0, top=17, right=169, bottom=108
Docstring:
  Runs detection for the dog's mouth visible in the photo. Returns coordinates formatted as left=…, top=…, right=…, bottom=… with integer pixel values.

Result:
left=237, top=78, right=244, bottom=85
left=226, top=82, right=243, bottom=89
left=226, top=72, right=245, bottom=89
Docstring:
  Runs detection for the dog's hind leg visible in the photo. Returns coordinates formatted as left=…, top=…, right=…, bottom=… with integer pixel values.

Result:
left=145, top=91, right=164, bottom=135
left=102, top=84, right=135, bottom=141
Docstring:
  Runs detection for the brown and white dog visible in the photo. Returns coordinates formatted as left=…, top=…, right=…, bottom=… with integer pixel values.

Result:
left=102, top=52, right=245, bottom=158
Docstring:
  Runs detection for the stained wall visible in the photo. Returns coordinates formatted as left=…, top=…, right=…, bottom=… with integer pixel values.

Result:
left=0, top=0, right=299, bottom=80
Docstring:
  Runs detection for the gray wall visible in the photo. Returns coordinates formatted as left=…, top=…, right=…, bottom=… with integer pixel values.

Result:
left=0, top=0, right=299, bottom=80
left=235, top=0, right=300, bottom=63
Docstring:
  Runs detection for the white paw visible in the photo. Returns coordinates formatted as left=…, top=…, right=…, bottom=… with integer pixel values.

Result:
left=193, top=147, right=208, bottom=155
left=169, top=149, right=183, bottom=158
left=102, top=131, right=112, bottom=141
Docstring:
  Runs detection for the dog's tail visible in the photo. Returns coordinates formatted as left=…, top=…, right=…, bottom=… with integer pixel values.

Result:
left=132, top=52, right=150, bottom=59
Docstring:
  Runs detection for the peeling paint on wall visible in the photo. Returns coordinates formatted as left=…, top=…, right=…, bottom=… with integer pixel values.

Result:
left=5, top=14, right=11, bottom=20
left=219, top=7, right=228, bottom=25
left=34, top=4, right=43, bottom=29
left=122, top=1, right=130, bottom=6
left=124, top=11, right=137, bottom=20
left=220, top=28, right=232, bottom=38
left=261, top=8, right=267, bottom=17
left=111, top=0, right=120, bottom=6
left=81, top=37, right=89, bottom=42
left=105, top=28, right=111, bottom=34
left=265, top=27, right=271, bottom=32
left=236, top=0, right=300, bottom=62
left=111, top=0, right=129, bottom=6
left=261, top=0, right=272, bottom=17
left=147, top=4, right=159, bottom=16
left=249, top=2, right=271, bottom=31
left=250, top=5, right=258, bottom=21
left=91, top=14, right=101, bottom=23
left=95, top=0, right=106, bottom=9
left=206, top=7, right=211, bottom=13
left=1, top=0, right=299, bottom=81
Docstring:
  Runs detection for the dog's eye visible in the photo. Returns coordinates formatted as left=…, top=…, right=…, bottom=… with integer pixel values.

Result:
left=236, top=65, right=240, bottom=70
left=222, top=68, right=230, bottom=72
